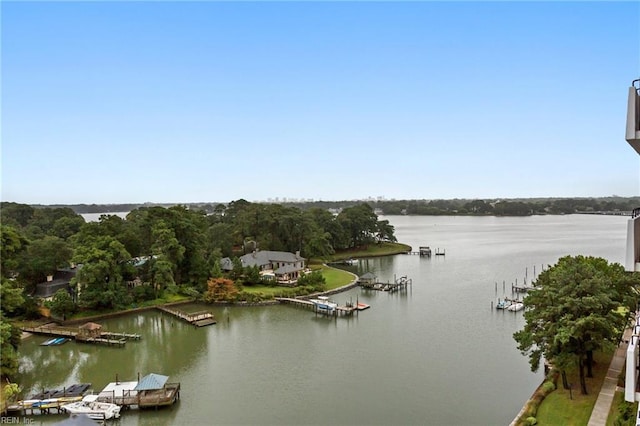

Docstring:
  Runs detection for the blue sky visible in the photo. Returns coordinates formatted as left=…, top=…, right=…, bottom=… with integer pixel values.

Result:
left=2, top=1, right=639, bottom=204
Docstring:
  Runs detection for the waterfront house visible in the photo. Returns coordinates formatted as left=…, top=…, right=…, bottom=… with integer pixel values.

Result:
left=222, top=250, right=306, bottom=286
left=34, top=267, right=78, bottom=301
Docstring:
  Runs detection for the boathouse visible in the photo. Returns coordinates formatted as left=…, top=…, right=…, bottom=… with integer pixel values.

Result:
left=77, top=322, right=102, bottom=340
left=358, top=272, right=377, bottom=286
left=134, top=373, right=180, bottom=408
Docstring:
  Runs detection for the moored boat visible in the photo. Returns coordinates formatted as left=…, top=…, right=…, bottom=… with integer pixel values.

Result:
left=507, top=302, right=524, bottom=312
left=61, top=394, right=121, bottom=420
left=310, top=296, right=338, bottom=312
left=496, top=299, right=511, bottom=310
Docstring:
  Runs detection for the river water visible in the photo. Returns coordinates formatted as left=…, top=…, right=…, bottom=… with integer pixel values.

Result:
left=17, top=214, right=628, bottom=425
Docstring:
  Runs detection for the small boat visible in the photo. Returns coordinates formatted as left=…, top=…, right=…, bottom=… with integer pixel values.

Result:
left=51, top=337, right=69, bottom=345
left=496, top=299, right=511, bottom=310
left=310, top=296, right=338, bottom=312
left=507, top=302, right=524, bottom=312
left=41, top=338, right=58, bottom=346
left=61, top=394, right=121, bottom=420
left=344, top=258, right=358, bottom=265
left=32, top=398, right=59, bottom=408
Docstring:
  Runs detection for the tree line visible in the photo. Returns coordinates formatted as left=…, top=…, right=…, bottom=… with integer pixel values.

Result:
left=0, top=200, right=396, bottom=378
left=31, top=196, right=640, bottom=217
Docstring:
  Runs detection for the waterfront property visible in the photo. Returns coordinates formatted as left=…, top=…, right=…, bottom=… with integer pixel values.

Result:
left=221, top=249, right=306, bottom=285
left=33, top=267, right=78, bottom=301
left=97, top=374, right=180, bottom=409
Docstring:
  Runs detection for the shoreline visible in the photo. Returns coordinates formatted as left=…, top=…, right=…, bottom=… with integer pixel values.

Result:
left=24, top=263, right=363, bottom=329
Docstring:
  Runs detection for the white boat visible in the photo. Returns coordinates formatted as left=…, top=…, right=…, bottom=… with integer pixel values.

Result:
left=495, top=299, right=512, bottom=310
left=507, top=302, right=524, bottom=312
left=310, top=296, right=338, bottom=312
left=344, top=258, right=358, bottom=265
left=61, top=394, right=121, bottom=420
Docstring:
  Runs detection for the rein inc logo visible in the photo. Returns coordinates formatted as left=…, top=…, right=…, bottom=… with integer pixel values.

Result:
left=0, top=418, right=34, bottom=424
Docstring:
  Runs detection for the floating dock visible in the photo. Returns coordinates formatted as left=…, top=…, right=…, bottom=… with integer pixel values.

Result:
left=156, top=306, right=216, bottom=327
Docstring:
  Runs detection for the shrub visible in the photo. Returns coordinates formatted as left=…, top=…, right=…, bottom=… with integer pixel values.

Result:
left=132, top=285, right=155, bottom=302
left=541, top=381, right=556, bottom=394
left=614, top=401, right=636, bottom=426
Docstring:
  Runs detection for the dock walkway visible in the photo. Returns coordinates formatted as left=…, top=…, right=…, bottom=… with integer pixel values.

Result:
left=276, top=298, right=360, bottom=317
left=360, top=276, right=412, bottom=292
left=156, top=306, right=216, bottom=327
left=20, top=326, right=139, bottom=347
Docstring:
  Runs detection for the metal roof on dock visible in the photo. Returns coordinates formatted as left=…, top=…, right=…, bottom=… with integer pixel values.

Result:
left=135, top=373, right=169, bottom=391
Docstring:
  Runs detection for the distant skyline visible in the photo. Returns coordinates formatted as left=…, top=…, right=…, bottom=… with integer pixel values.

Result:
left=2, top=1, right=639, bottom=205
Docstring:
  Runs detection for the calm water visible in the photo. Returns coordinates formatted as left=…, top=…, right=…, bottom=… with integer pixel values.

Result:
left=18, top=214, right=628, bottom=425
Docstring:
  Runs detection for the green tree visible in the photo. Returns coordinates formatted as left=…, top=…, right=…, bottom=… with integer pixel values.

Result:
left=72, top=235, right=132, bottom=310
left=376, top=219, right=397, bottom=243
left=0, top=320, right=19, bottom=378
left=50, top=289, right=76, bottom=320
left=513, top=256, right=638, bottom=395
left=1, top=225, right=27, bottom=276
left=19, top=236, right=73, bottom=284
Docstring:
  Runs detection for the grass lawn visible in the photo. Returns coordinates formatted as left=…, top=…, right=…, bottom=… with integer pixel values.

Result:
left=323, top=242, right=411, bottom=262
left=535, top=350, right=614, bottom=425
left=242, top=265, right=356, bottom=296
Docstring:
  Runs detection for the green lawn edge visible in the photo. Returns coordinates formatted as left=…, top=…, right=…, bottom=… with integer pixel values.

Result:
left=515, top=350, right=615, bottom=426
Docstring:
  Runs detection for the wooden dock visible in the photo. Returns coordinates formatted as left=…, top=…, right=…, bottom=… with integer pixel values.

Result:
left=276, top=297, right=361, bottom=317
left=405, top=246, right=445, bottom=257
left=138, top=382, right=180, bottom=408
left=156, top=306, right=216, bottom=327
left=360, top=275, right=412, bottom=292
left=20, top=326, right=139, bottom=347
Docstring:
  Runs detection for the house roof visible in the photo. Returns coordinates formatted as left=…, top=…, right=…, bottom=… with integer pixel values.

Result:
left=134, top=373, right=169, bottom=391
left=34, top=281, right=72, bottom=298
left=79, top=322, right=102, bottom=330
left=240, top=250, right=305, bottom=268
left=220, top=257, right=234, bottom=271
left=275, top=264, right=303, bottom=275
left=34, top=268, right=78, bottom=298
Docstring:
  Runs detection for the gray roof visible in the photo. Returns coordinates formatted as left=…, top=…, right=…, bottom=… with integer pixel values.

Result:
left=34, top=269, right=77, bottom=298
left=220, top=257, right=234, bottom=271
left=134, top=373, right=168, bottom=391
left=275, top=264, right=303, bottom=274
left=240, top=250, right=305, bottom=268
